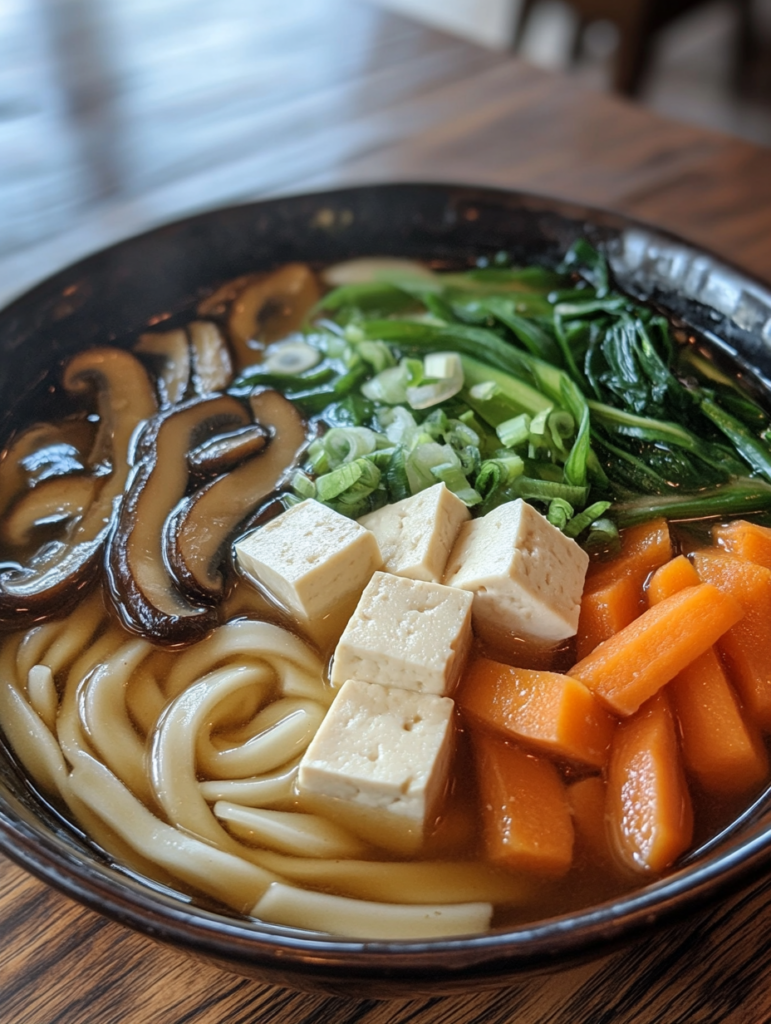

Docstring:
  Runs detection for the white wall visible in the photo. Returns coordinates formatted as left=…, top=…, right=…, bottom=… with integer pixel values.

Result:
left=364, top=0, right=522, bottom=50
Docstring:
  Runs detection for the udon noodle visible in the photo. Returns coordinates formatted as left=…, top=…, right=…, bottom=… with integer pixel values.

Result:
left=0, top=587, right=523, bottom=938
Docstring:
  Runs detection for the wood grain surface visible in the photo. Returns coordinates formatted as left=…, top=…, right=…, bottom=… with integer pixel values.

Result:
left=5, top=848, right=771, bottom=1023
left=2, top=1, right=771, bottom=1021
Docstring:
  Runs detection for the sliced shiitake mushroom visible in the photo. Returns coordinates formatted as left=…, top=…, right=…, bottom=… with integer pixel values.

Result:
left=135, top=329, right=192, bottom=406
left=0, top=418, right=95, bottom=518
left=1, top=475, right=98, bottom=548
left=188, top=321, right=234, bottom=394
left=166, top=389, right=308, bottom=603
left=136, top=322, right=234, bottom=405
left=196, top=273, right=262, bottom=318
left=0, top=348, right=158, bottom=628
left=188, top=423, right=269, bottom=479
left=106, top=394, right=250, bottom=643
left=228, top=264, right=320, bottom=369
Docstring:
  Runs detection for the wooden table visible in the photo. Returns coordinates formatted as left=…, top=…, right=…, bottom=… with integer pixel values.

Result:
left=2, top=1, right=771, bottom=1020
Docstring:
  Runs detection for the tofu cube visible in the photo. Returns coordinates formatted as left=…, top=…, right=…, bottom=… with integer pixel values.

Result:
left=358, top=482, right=470, bottom=583
left=234, top=499, right=382, bottom=622
left=297, top=678, right=455, bottom=853
left=443, top=498, right=589, bottom=643
left=330, top=571, right=473, bottom=695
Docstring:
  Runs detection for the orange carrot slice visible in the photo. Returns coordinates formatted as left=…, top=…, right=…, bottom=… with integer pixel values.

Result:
left=570, top=582, right=743, bottom=716
left=575, top=574, right=640, bottom=661
left=567, top=775, right=615, bottom=870
left=713, top=519, right=771, bottom=572
left=692, top=550, right=771, bottom=729
left=472, top=733, right=574, bottom=876
left=458, top=657, right=616, bottom=768
left=586, top=517, right=672, bottom=593
left=670, top=646, right=768, bottom=795
left=607, top=691, right=693, bottom=874
left=647, top=555, right=701, bottom=605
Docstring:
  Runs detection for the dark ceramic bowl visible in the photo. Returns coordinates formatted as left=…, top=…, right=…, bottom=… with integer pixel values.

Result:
left=2, top=183, right=771, bottom=997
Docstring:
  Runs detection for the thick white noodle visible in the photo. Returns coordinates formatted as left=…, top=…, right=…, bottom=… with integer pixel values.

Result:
left=152, top=663, right=272, bottom=844
left=252, top=883, right=492, bottom=940
left=0, top=604, right=511, bottom=938
left=248, top=852, right=535, bottom=906
left=196, top=699, right=325, bottom=779
left=67, top=750, right=277, bottom=913
left=79, top=638, right=156, bottom=805
left=197, top=759, right=299, bottom=805
left=125, top=662, right=167, bottom=736
left=57, top=630, right=124, bottom=766
left=27, top=665, right=57, bottom=733
left=213, top=803, right=368, bottom=859
left=164, top=620, right=329, bottom=703
left=16, top=620, right=66, bottom=680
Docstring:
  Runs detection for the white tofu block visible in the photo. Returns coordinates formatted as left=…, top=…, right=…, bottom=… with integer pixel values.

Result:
left=297, top=678, right=455, bottom=853
left=234, top=499, right=382, bottom=622
left=330, top=571, right=473, bottom=695
left=358, top=482, right=470, bottom=583
left=443, top=498, right=589, bottom=643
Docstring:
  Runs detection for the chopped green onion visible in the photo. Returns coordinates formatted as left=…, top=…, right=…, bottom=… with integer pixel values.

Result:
left=406, top=352, right=464, bottom=410
left=315, top=461, right=365, bottom=501
left=564, top=500, right=613, bottom=538
left=361, top=358, right=423, bottom=405
left=357, top=340, right=396, bottom=373
left=547, top=498, right=573, bottom=530
left=291, top=470, right=316, bottom=500
left=263, top=339, right=321, bottom=375
left=513, top=477, right=589, bottom=505
left=584, top=517, right=620, bottom=553
left=307, top=427, right=380, bottom=472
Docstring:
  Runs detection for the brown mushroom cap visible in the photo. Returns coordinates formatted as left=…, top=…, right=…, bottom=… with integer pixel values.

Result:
left=227, top=264, right=320, bottom=369
left=0, top=348, right=158, bottom=628
left=1, top=475, right=99, bottom=549
left=165, top=389, right=308, bottom=603
left=0, top=419, right=95, bottom=519
left=187, top=423, right=269, bottom=479
left=135, top=329, right=192, bottom=406
left=188, top=321, right=233, bottom=394
left=105, top=393, right=250, bottom=643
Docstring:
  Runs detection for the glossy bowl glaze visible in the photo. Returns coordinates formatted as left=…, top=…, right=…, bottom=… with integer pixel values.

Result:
left=2, top=183, right=771, bottom=997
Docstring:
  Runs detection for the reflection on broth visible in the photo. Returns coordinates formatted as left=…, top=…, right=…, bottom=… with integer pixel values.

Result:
left=2, top=249, right=771, bottom=941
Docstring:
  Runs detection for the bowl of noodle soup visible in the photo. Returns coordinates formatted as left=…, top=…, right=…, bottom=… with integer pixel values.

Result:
left=3, top=183, right=771, bottom=995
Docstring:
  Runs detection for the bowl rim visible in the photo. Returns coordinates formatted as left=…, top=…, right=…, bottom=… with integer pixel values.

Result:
left=2, top=179, right=771, bottom=988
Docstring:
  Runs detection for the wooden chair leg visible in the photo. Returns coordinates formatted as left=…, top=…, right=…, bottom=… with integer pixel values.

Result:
left=512, top=0, right=539, bottom=51
left=569, top=16, right=587, bottom=65
left=611, top=4, right=655, bottom=96
left=733, top=0, right=756, bottom=91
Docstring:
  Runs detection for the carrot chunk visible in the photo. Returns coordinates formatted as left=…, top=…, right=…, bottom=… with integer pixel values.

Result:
left=647, top=555, right=701, bottom=605
left=692, top=550, right=771, bottom=729
left=607, top=691, right=693, bottom=874
left=570, top=583, right=743, bottom=716
left=575, top=574, right=640, bottom=661
left=585, top=517, right=673, bottom=593
left=472, top=733, right=574, bottom=876
left=670, top=647, right=768, bottom=795
left=567, top=775, right=614, bottom=869
left=574, top=519, right=673, bottom=660
left=458, top=657, right=616, bottom=768
left=713, top=519, right=771, bottom=572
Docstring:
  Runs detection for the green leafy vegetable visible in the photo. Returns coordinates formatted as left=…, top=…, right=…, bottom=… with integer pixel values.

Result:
left=230, top=242, right=771, bottom=544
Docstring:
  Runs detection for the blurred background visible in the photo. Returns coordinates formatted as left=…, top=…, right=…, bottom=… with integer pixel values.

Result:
left=1, top=0, right=770, bottom=307
left=377, top=0, right=771, bottom=138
